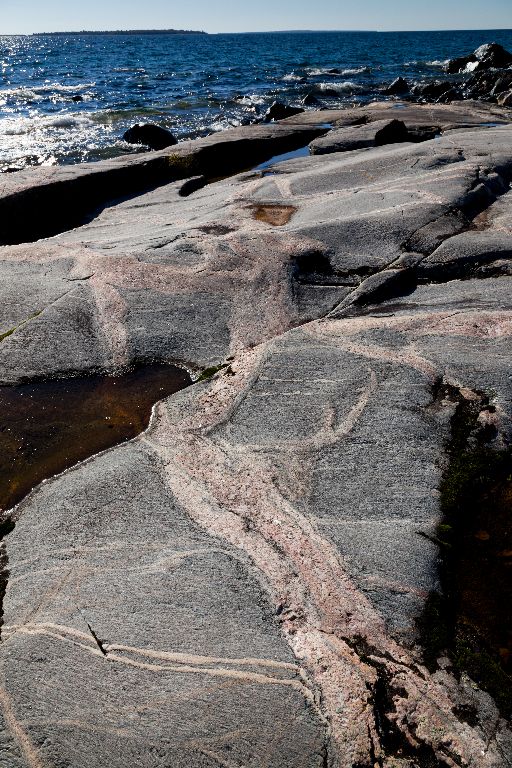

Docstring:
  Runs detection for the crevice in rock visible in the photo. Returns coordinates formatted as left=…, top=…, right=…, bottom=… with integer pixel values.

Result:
left=418, top=380, right=512, bottom=720
left=0, top=514, right=15, bottom=641
left=178, top=175, right=208, bottom=197
left=86, top=622, right=108, bottom=656
left=329, top=166, right=512, bottom=316
left=0, top=127, right=325, bottom=246
left=347, top=636, right=448, bottom=767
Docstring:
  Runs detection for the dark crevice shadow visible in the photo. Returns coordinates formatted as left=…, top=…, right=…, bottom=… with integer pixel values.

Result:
left=419, top=382, right=512, bottom=720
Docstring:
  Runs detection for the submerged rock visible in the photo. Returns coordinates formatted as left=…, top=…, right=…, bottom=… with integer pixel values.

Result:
left=123, top=122, right=178, bottom=150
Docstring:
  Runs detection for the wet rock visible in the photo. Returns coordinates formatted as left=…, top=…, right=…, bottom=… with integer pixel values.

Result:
left=446, top=42, right=512, bottom=76
left=71, top=94, right=84, bottom=102
left=263, top=102, right=305, bottom=122
left=412, top=80, right=455, bottom=101
left=318, top=87, right=339, bottom=98
left=446, top=53, right=478, bottom=74
left=383, top=76, right=410, bottom=96
left=474, top=42, right=512, bottom=70
left=302, top=92, right=321, bottom=106
left=499, top=89, right=512, bottom=107
left=436, top=87, right=464, bottom=103
left=122, top=122, right=178, bottom=150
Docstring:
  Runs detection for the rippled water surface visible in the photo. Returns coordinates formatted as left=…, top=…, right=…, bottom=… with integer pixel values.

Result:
left=1, top=29, right=512, bottom=169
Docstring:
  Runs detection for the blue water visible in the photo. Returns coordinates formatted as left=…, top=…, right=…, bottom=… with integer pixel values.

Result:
left=1, top=29, right=512, bottom=170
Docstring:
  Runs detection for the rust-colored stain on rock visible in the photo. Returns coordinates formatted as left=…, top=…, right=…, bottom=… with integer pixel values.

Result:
left=251, top=204, right=297, bottom=226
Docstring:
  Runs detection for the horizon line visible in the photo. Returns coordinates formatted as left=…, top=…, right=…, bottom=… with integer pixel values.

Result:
left=1, top=26, right=512, bottom=36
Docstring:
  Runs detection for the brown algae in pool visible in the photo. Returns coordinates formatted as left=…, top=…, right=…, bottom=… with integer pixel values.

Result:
left=251, top=204, right=297, bottom=226
left=0, top=364, right=190, bottom=512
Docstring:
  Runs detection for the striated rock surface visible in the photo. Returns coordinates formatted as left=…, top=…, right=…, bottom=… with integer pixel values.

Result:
left=0, top=106, right=512, bottom=767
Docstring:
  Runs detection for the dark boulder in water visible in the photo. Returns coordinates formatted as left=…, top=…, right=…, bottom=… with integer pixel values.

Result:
left=71, top=94, right=84, bottom=102
left=123, top=123, right=178, bottom=150
left=263, top=102, right=305, bottom=122
left=319, top=87, right=339, bottom=98
left=302, top=92, right=321, bottom=106
left=383, top=77, right=410, bottom=95
left=474, top=42, right=512, bottom=70
left=412, top=80, right=455, bottom=100
left=446, top=42, right=512, bottom=74
left=436, top=87, right=464, bottom=103
left=463, top=68, right=512, bottom=101
left=446, top=54, right=478, bottom=74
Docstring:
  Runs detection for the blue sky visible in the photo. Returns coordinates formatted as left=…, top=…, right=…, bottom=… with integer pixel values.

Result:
left=1, top=0, right=511, bottom=34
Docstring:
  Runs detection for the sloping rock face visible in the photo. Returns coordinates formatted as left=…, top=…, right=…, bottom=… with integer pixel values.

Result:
left=0, top=109, right=512, bottom=767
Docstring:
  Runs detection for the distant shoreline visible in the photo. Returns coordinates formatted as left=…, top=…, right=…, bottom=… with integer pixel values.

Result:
left=34, top=29, right=207, bottom=36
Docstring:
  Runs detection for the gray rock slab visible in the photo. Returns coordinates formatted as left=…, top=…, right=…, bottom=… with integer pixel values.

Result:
left=1, top=118, right=512, bottom=766
left=1, top=441, right=326, bottom=767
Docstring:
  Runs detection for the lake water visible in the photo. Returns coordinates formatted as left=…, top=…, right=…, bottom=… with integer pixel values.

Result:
left=1, top=29, right=512, bottom=169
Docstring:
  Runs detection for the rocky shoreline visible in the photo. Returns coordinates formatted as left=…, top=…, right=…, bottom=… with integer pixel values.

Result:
left=0, top=98, right=511, bottom=766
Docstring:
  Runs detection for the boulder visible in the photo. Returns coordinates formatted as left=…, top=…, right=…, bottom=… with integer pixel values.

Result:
left=263, top=102, right=305, bottom=122
left=445, top=54, right=478, bottom=74
left=302, top=92, right=321, bottom=107
left=412, top=80, right=454, bottom=100
left=318, top=87, right=339, bottom=98
left=474, top=42, right=512, bottom=70
left=383, top=77, right=410, bottom=96
left=446, top=42, right=512, bottom=75
left=498, top=89, right=512, bottom=107
left=310, top=118, right=412, bottom=154
left=71, top=94, right=84, bottom=102
left=436, top=87, right=463, bottom=103
left=123, top=123, right=178, bottom=150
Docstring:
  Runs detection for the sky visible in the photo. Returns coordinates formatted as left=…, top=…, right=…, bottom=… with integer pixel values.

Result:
left=1, top=0, right=511, bottom=35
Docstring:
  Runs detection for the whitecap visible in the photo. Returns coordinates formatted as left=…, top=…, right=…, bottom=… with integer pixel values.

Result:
left=317, top=81, right=363, bottom=94
left=282, top=73, right=305, bottom=82
left=340, top=67, right=371, bottom=75
left=235, top=94, right=267, bottom=106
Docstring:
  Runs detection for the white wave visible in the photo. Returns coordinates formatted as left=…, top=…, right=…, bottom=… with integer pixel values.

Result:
left=282, top=73, right=305, bottom=82
left=341, top=66, right=371, bottom=75
left=317, top=81, right=363, bottom=94
left=307, top=67, right=339, bottom=76
left=307, top=66, right=370, bottom=77
left=0, top=82, right=95, bottom=106
left=210, top=117, right=242, bottom=132
left=0, top=86, right=39, bottom=101
left=405, top=59, right=449, bottom=68
left=36, top=82, right=95, bottom=93
left=235, top=94, right=267, bottom=106
left=0, top=113, right=95, bottom=136
left=464, top=61, right=479, bottom=73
